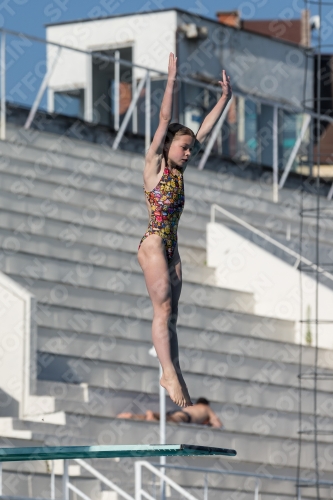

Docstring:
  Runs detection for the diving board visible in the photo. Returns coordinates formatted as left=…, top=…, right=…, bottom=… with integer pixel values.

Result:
left=0, top=444, right=237, bottom=462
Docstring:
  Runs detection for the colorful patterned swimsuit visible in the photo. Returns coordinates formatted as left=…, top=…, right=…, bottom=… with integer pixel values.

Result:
left=138, top=165, right=185, bottom=262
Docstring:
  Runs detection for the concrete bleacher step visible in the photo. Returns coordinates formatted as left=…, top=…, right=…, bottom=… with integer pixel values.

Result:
left=36, top=324, right=333, bottom=394
left=0, top=226, right=216, bottom=286
left=23, top=397, right=333, bottom=444
left=1, top=253, right=255, bottom=313
left=10, top=274, right=295, bottom=342
left=2, top=133, right=331, bottom=245
left=36, top=349, right=333, bottom=405
left=0, top=144, right=330, bottom=247
left=6, top=122, right=332, bottom=212
left=34, top=376, right=333, bottom=421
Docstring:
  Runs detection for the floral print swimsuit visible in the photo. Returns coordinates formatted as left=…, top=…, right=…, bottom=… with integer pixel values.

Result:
left=138, top=165, right=185, bottom=262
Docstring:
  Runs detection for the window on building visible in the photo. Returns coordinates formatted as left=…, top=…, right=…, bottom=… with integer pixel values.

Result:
left=54, top=89, right=84, bottom=119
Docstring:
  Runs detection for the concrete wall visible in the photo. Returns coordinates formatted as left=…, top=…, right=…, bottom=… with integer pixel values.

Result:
left=177, top=10, right=313, bottom=108
left=46, top=10, right=178, bottom=116
left=0, top=271, right=37, bottom=418
left=207, top=222, right=333, bottom=349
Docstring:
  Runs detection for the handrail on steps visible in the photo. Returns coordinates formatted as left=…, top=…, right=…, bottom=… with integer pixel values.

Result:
left=210, top=203, right=333, bottom=283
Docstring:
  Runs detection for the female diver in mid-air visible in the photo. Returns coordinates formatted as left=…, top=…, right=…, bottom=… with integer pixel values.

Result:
left=137, top=53, right=232, bottom=408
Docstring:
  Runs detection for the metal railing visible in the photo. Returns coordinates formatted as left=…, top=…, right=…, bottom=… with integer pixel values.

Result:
left=135, top=461, right=198, bottom=500
left=150, top=462, right=333, bottom=500
left=211, top=203, right=333, bottom=283
left=2, top=28, right=333, bottom=201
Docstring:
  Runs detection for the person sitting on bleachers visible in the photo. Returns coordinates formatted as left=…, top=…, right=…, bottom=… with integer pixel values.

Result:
left=116, top=397, right=223, bottom=428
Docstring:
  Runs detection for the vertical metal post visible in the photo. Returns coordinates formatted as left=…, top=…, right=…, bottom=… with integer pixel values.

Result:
left=198, top=97, right=232, bottom=171
left=203, top=473, right=208, bottom=500
left=62, top=459, right=69, bottom=500
left=216, top=92, right=223, bottom=156
left=297, top=485, right=302, bottom=500
left=145, top=70, right=151, bottom=153
left=210, top=204, right=216, bottom=224
left=159, top=363, right=166, bottom=500
left=114, top=50, right=120, bottom=131
left=135, top=462, right=142, bottom=500
left=254, top=478, right=259, bottom=500
left=51, top=460, right=55, bottom=500
left=278, top=113, right=311, bottom=189
left=132, top=77, right=138, bottom=134
left=272, top=106, right=279, bottom=203
left=0, top=462, right=2, bottom=495
left=24, top=46, right=62, bottom=130
left=0, top=31, right=6, bottom=141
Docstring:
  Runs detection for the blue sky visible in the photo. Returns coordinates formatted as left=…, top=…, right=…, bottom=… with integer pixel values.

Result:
left=2, top=0, right=330, bottom=109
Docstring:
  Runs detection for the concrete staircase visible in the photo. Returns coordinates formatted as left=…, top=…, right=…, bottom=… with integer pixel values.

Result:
left=0, top=123, right=333, bottom=499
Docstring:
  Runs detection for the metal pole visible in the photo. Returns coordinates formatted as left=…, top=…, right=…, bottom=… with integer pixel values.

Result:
left=0, top=31, right=6, bottom=140
left=132, top=77, right=138, bottom=134
left=272, top=106, right=279, bottom=203
left=62, top=459, right=69, bottom=500
left=24, top=46, right=62, bottom=130
left=114, top=50, right=120, bottom=131
left=112, top=74, right=147, bottom=150
left=145, top=70, right=151, bottom=153
left=51, top=460, right=55, bottom=500
left=279, top=113, right=311, bottom=189
left=159, top=363, right=166, bottom=500
left=0, top=462, right=2, bottom=495
left=203, top=473, right=208, bottom=500
left=198, top=97, right=232, bottom=171
left=254, top=478, right=259, bottom=500
left=135, top=462, right=142, bottom=500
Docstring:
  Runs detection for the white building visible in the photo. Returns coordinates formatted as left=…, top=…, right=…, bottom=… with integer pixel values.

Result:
left=45, top=8, right=313, bottom=166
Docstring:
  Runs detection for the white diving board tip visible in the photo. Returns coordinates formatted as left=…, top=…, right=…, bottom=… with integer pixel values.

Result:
left=0, top=444, right=237, bottom=462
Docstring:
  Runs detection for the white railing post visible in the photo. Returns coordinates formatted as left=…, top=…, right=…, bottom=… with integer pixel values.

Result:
left=203, top=473, right=208, bottom=500
left=254, top=478, right=259, bottom=500
left=24, top=46, right=62, bottom=130
left=272, top=106, right=279, bottom=203
left=0, top=31, right=6, bottom=141
left=159, top=363, right=166, bottom=500
left=210, top=204, right=216, bottom=224
left=279, top=113, right=311, bottom=189
left=112, top=74, right=147, bottom=150
left=114, top=50, right=120, bottom=131
left=63, top=459, right=69, bottom=500
left=51, top=460, right=55, bottom=499
left=74, top=458, right=134, bottom=500
left=198, top=97, right=232, bottom=171
left=0, top=461, right=2, bottom=495
left=132, top=77, right=138, bottom=134
left=68, top=482, right=92, bottom=500
left=297, top=485, right=302, bottom=500
left=145, top=70, right=151, bottom=153
left=135, top=461, right=142, bottom=500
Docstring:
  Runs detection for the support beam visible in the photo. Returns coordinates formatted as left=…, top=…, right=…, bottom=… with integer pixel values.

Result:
left=24, top=46, right=62, bottom=130
left=114, top=50, right=120, bottom=131
left=0, top=32, right=5, bottom=140
left=145, top=70, right=151, bottom=153
left=0, top=444, right=237, bottom=462
left=279, top=113, right=311, bottom=189
left=112, top=74, right=147, bottom=150
left=198, top=97, right=232, bottom=171
left=272, top=106, right=278, bottom=203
